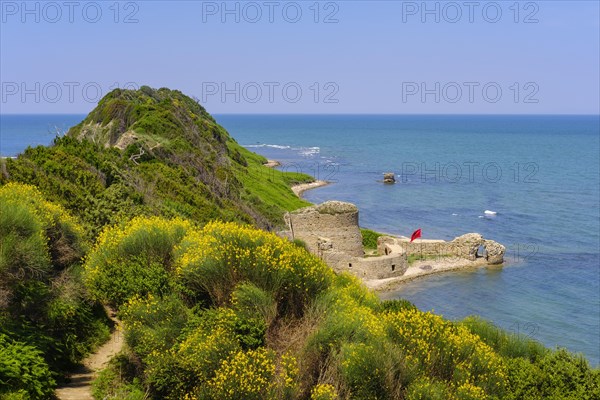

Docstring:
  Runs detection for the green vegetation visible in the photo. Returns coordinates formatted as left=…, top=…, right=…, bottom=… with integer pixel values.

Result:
left=84, top=217, right=599, bottom=400
left=0, top=183, right=110, bottom=398
left=1, top=87, right=311, bottom=238
left=0, top=334, right=55, bottom=399
left=360, top=228, right=383, bottom=250
left=92, top=351, right=145, bottom=400
left=1, top=87, right=598, bottom=399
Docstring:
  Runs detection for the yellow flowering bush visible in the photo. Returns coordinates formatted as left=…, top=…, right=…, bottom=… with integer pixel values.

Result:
left=305, top=274, right=412, bottom=399
left=308, top=273, right=383, bottom=354
left=0, top=183, right=84, bottom=238
left=279, top=351, right=300, bottom=397
left=310, top=383, right=339, bottom=400
left=119, top=294, right=190, bottom=359
left=405, top=377, right=449, bottom=399
left=339, top=342, right=385, bottom=396
left=175, top=309, right=240, bottom=378
left=198, top=347, right=299, bottom=400
left=204, top=347, right=278, bottom=399
left=0, top=183, right=110, bottom=388
left=454, top=381, right=488, bottom=399
left=384, top=308, right=508, bottom=397
left=0, top=183, right=85, bottom=276
left=84, top=216, right=193, bottom=306
left=176, top=221, right=334, bottom=314
left=142, top=307, right=241, bottom=399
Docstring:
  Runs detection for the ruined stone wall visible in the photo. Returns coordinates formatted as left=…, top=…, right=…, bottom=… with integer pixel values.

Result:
left=285, top=200, right=505, bottom=280
left=322, top=250, right=408, bottom=280
left=286, top=201, right=364, bottom=257
left=378, top=233, right=505, bottom=264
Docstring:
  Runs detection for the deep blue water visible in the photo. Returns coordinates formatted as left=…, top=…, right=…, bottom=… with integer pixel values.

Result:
left=1, top=114, right=599, bottom=366
left=0, top=114, right=84, bottom=156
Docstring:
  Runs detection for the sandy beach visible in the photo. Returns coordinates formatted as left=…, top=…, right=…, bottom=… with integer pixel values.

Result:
left=263, top=159, right=281, bottom=168
left=291, top=180, right=329, bottom=197
left=263, top=158, right=329, bottom=198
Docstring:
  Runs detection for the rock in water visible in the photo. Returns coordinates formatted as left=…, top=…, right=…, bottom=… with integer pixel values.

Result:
left=383, top=172, right=396, bottom=184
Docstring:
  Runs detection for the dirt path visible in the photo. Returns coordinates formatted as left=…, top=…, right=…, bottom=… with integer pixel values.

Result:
left=55, top=308, right=123, bottom=400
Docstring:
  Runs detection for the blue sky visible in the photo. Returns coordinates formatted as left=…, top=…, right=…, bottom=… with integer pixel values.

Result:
left=1, top=1, right=599, bottom=114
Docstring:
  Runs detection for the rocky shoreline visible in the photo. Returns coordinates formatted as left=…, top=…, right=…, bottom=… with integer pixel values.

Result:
left=263, top=159, right=281, bottom=168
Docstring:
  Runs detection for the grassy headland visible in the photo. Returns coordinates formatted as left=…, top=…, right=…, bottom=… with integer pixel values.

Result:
left=0, top=87, right=598, bottom=400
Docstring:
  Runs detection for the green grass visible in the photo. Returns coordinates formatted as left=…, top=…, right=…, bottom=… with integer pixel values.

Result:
left=360, top=228, right=384, bottom=250
left=459, top=316, right=548, bottom=362
left=234, top=145, right=313, bottom=224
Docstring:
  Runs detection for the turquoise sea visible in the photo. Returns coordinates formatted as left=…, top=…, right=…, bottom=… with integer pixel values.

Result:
left=1, top=114, right=599, bottom=365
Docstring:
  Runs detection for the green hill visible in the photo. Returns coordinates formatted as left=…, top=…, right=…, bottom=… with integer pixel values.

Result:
left=1, top=86, right=312, bottom=237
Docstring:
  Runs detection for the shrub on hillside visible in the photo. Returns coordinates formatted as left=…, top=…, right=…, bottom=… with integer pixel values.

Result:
left=176, top=221, right=334, bottom=315
left=84, top=216, right=193, bottom=307
left=231, top=282, right=278, bottom=328
left=0, top=334, right=55, bottom=399
left=460, top=316, right=548, bottom=362
left=92, top=352, right=145, bottom=400
left=0, top=183, right=85, bottom=291
left=0, top=183, right=109, bottom=377
left=384, top=308, right=508, bottom=397
left=502, top=352, right=600, bottom=400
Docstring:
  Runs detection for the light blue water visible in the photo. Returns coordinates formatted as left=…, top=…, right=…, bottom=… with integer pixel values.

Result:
left=2, top=114, right=599, bottom=366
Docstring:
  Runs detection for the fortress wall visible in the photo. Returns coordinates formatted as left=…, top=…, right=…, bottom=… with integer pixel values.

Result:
left=286, top=200, right=506, bottom=281
left=286, top=201, right=364, bottom=257
left=378, top=233, right=506, bottom=264
left=322, top=250, right=408, bottom=280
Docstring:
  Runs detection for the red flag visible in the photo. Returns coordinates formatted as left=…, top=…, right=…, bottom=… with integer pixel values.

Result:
left=410, top=228, right=422, bottom=242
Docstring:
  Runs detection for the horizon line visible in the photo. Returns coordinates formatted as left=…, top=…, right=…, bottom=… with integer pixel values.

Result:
left=2, top=113, right=599, bottom=117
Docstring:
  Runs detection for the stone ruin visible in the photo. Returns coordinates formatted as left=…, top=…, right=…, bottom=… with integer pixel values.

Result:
left=285, top=201, right=407, bottom=279
left=283, top=201, right=506, bottom=281
left=285, top=201, right=364, bottom=257
left=378, top=233, right=506, bottom=264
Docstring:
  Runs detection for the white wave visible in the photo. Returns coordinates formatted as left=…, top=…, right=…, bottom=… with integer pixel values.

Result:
left=245, top=144, right=292, bottom=149
left=484, top=210, right=498, bottom=216
left=244, top=143, right=320, bottom=157
left=298, top=146, right=320, bottom=157
left=452, top=213, right=459, bottom=216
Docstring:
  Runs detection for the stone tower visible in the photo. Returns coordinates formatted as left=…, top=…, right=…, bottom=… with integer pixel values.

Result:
left=285, top=201, right=364, bottom=257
